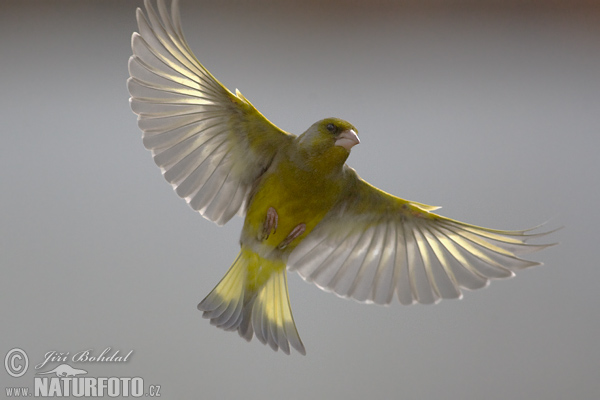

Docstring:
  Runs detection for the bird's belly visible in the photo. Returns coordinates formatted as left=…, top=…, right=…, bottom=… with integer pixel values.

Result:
left=242, top=172, right=338, bottom=255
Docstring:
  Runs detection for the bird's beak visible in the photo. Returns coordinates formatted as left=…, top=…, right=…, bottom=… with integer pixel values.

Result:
left=335, top=129, right=360, bottom=151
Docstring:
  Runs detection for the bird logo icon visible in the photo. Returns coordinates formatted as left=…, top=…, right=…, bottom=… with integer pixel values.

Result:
left=36, top=364, right=88, bottom=378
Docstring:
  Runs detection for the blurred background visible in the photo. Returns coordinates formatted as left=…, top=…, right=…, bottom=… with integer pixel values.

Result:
left=1, top=0, right=599, bottom=399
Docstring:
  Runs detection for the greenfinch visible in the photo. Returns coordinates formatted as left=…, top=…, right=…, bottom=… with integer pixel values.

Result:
left=128, top=0, right=554, bottom=355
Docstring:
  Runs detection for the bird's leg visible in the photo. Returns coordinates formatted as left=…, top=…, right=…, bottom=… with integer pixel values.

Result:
left=260, top=207, right=278, bottom=241
left=278, top=223, right=306, bottom=250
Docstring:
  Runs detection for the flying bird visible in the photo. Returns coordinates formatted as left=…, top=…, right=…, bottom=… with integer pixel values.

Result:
left=128, top=0, right=554, bottom=355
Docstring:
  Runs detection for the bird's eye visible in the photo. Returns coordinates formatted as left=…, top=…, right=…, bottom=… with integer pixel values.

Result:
left=326, top=123, right=336, bottom=133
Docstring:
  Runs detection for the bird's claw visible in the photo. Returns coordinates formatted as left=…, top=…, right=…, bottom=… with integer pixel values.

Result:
left=261, top=207, right=278, bottom=241
left=278, top=223, right=306, bottom=250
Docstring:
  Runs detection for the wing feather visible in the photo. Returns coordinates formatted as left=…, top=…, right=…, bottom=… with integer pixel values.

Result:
left=288, top=168, right=555, bottom=305
left=128, top=0, right=294, bottom=226
left=370, top=222, right=397, bottom=305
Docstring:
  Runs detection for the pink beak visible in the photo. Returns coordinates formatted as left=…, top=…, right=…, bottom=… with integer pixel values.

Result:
left=335, top=129, right=360, bottom=151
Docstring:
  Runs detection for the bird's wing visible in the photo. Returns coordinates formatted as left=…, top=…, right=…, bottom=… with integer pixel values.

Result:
left=128, top=0, right=294, bottom=225
left=288, top=168, right=554, bottom=305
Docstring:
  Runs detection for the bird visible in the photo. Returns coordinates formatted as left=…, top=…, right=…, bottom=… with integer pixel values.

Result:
left=127, top=0, right=555, bottom=355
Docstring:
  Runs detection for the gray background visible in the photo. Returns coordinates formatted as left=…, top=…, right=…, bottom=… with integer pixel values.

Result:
left=2, top=0, right=599, bottom=399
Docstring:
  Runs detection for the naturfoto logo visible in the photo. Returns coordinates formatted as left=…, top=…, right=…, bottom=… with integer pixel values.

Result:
left=4, top=347, right=161, bottom=398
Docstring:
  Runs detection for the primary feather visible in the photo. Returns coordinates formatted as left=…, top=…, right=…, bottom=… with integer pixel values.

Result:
left=128, top=0, right=293, bottom=225
left=288, top=173, right=554, bottom=305
left=128, top=0, right=556, bottom=355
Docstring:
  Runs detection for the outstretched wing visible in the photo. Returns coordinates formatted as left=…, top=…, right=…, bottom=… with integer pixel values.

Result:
left=128, top=0, right=294, bottom=225
left=288, top=167, right=555, bottom=305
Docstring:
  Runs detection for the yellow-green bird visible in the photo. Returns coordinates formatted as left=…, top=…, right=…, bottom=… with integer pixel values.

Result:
left=128, top=0, right=554, bottom=355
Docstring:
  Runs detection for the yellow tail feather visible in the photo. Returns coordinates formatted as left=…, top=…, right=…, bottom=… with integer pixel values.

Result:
left=197, top=247, right=306, bottom=355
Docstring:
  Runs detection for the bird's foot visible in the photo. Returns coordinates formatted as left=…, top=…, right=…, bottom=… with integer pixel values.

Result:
left=278, top=223, right=306, bottom=250
left=260, top=207, right=278, bottom=241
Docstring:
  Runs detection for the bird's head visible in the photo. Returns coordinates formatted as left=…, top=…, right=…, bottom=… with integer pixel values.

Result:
left=297, top=118, right=360, bottom=171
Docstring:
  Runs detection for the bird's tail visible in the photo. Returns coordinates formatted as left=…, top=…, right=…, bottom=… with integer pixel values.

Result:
left=197, top=247, right=306, bottom=355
